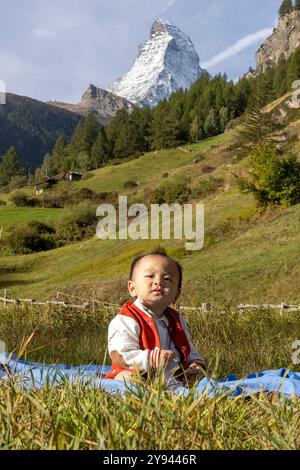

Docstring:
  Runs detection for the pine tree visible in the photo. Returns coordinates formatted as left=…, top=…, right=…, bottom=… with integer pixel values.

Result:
left=234, top=77, right=252, bottom=116
left=189, top=115, right=204, bottom=142
left=106, top=109, right=129, bottom=157
left=0, top=147, right=25, bottom=186
left=68, top=122, right=85, bottom=155
left=278, top=0, right=293, bottom=17
left=204, top=108, right=219, bottom=137
left=287, top=48, right=300, bottom=87
left=149, top=101, right=180, bottom=149
left=273, top=54, right=288, bottom=97
left=237, top=75, right=281, bottom=157
left=82, top=113, right=100, bottom=156
left=91, top=129, right=111, bottom=168
left=51, top=135, right=66, bottom=173
left=219, top=107, right=229, bottom=132
left=236, top=143, right=300, bottom=207
left=75, top=151, right=90, bottom=172
left=68, top=114, right=99, bottom=161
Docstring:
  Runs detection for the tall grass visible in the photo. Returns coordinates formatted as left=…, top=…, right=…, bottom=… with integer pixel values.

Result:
left=0, top=374, right=300, bottom=450
left=0, top=304, right=300, bottom=449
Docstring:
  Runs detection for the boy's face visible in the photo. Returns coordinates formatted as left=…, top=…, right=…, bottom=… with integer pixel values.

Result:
left=128, top=254, right=181, bottom=315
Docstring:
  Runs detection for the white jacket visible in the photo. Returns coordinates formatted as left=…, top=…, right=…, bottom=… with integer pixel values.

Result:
left=108, top=298, right=203, bottom=374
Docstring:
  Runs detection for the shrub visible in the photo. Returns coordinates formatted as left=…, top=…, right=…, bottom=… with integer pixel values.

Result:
left=235, top=143, right=300, bottom=207
left=10, top=192, right=39, bottom=207
left=8, top=175, right=28, bottom=191
left=0, top=200, right=6, bottom=206
left=55, top=201, right=97, bottom=242
left=123, top=180, right=138, bottom=189
left=191, top=177, right=224, bottom=199
left=27, top=220, right=56, bottom=234
left=202, top=165, right=216, bottom=174
left=192, top=153, right=205, bottom=164
left=39, top=190, right=68, bottom=208
left=5, top=222, right=56, bottom=254
left=36, top=188, right=117, bottom=208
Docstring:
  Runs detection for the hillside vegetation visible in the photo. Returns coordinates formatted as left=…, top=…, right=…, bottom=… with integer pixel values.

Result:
left=0, top=97, right=299, bottom=304
left=0, top=93, right=82, bottom=168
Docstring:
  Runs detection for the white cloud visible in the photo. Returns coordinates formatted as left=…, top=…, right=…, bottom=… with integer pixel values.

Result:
left=32, top=28, right=56, bottom=39
left=201, top=27, right=273, bottom=69
left=162, top=0, right=177, bottom=11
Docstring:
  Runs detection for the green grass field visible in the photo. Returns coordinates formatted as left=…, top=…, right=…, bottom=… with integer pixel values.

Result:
left=0, top=207, right=63, bottom=230
left=0, top=120, right=299, bottom=304
left=0, top=191, right=299, bottom=304
left=0, top=304, right=299, bottom=450
left=0, top=112, right=300, bottom=450
left=75, top=132, right=233, bottom=192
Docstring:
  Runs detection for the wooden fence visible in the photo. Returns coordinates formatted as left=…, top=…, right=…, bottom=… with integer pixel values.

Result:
left=1, top=289, right=300, bottom=314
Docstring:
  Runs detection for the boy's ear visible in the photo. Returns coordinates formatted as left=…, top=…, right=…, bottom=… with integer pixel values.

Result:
left=128, top=280, right=137, bottom=298
left=174, top=288, right=181, bottom=303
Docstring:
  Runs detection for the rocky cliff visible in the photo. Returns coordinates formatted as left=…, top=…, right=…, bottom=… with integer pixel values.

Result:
left=255, top=10, right=300, bottom=74
left=48, top=84, right=135, bottom=126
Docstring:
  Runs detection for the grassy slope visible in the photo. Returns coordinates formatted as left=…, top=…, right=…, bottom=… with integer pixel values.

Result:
left=0, top=207, right=63, bottom=229
left=0, top=115, right=299, bottom=304
left=74, top=132, right=232, bottom=192
left=0, top=187, right=63, bottom=238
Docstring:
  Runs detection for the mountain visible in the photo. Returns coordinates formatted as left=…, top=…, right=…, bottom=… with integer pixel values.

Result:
left=0, top=93, right=82, bottom=169
left=108, top=18, right=205, bottom=107
left=48, top=84, right=135, bottom=126
left=0, top=86, right=135, bottom=169
left=252, top=10, right=300, bottom=75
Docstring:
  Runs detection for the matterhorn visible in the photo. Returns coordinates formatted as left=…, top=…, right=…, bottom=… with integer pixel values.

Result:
left=108, top=18, right=205, bottom=107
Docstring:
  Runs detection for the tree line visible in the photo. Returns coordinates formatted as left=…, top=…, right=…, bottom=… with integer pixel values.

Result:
left=32, top=44, right=300, bottom=181
left=279, top=0, right=300, bottom=17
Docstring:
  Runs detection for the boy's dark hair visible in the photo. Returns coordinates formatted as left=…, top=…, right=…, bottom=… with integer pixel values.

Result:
left=129, top=247, right=182, bottom=290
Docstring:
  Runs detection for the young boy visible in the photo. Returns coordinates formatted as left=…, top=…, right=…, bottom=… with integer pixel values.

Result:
left=105, top=249, right=206, bottom=387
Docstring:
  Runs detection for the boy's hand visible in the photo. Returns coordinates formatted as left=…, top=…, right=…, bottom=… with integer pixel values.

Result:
left=150, top=348, right=176, bottom=368
left=184, top=360, right=207, bottom=386
left=187, top=360, right=207, bottom=373
left=160, top=349, right=176, bottom=367
left=110, top=350, right=128, bottom=368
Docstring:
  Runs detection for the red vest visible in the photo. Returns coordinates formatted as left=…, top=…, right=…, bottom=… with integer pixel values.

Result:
left=105, top=301, right=191, bottom=379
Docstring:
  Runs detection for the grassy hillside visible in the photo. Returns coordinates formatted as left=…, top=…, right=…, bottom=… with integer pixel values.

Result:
left=74, top=132, right=233, bottom=192
left=1, top=193, right=299, bottom=304
left=0, top=207, right=63, bottom=230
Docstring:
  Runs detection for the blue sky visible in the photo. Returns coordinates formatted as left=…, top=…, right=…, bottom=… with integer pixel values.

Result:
left=0, top=0, right=282, bottom=103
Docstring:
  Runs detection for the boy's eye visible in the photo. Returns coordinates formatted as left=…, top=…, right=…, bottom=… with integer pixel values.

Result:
left=165, top=277, right=172, bottom=282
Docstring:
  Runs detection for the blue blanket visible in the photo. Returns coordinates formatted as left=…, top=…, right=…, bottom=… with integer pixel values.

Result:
left=1, top=353, right=300, bottom=398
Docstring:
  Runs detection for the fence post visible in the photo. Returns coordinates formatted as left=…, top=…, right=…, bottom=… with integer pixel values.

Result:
left=3, top=289, right=7, bottom=308
left=202, top=303, right=211, bottom=312
left=280, top=302, right=287, bottom=316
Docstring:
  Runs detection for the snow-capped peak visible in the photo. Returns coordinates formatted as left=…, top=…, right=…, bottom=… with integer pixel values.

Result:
left=108, top=19, right=205, bottom=107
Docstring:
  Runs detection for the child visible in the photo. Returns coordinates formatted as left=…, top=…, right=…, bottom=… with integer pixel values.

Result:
left=105, top=249, right=206, bottom=387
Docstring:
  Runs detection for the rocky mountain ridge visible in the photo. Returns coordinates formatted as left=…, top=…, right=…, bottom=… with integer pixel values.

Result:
left=48, top=84, right=135, bottom=126
left=252, top=10, right=300, bottom=75
left=108, top=18, right=205, bottom=107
